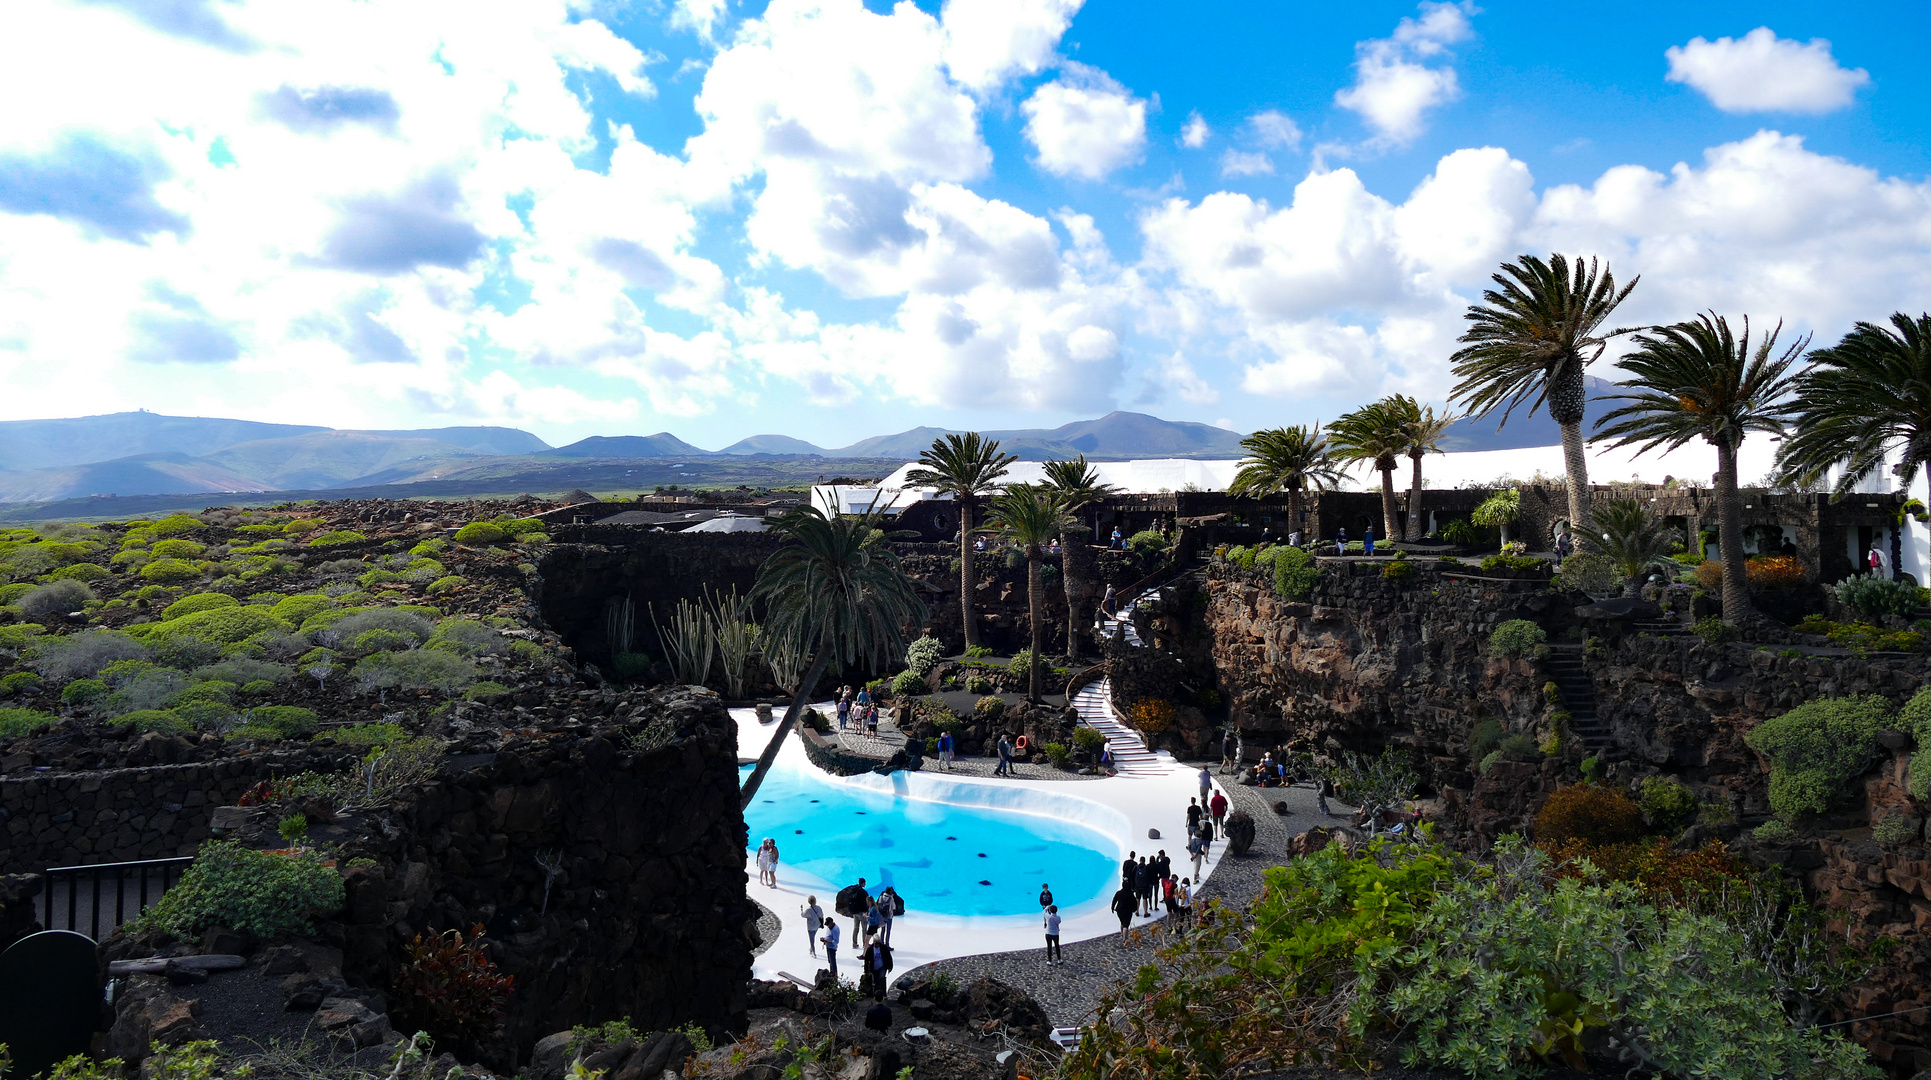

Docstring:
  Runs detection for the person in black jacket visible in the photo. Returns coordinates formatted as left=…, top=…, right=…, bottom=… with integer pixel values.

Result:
left=1111, top=884, right=1137, bottom=943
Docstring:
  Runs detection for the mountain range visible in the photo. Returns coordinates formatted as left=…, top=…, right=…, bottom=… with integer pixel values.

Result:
left=0, top=403, right=1583, bottom=504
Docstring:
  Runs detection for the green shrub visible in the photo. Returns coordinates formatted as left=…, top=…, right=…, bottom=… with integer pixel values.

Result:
left=1253, top=545, right=1281, bottom=567
left=964, top=674, right=993, bottom=695
left=0, top=707, right=53, bottom=739
left=135, top=840, right=344, bottom=939
left=905, top=635, right=944, bottom=676
left=358, top=568, right=402, bottom=589
left=352, top=649, right=478, bottom=697
left=278, top=813, right=309, bottom=845
left=140, top=557, right=204, bottom=583
left=975, top=695, right=1006, bottom=719
left=890, top=669, right=924, bottom=696
left=1073, top=726, right=1107, bottom=756
left=42, top=561, right=110, bottom=582
left=411, top=538, right=447, bottom=556
left=162, top=592, right=239, bottom=621
left=964, top=645, right=993, bottom=658
left=1041, top=741, right=1071, bottom=767
left=1535, top=785, right=1646, bottom=845
left=133, top=605, right=293, bottom=646
left=1479, top=553, right=1546, bottom=573
left=1831, top=575, right=1922, bottom=620
left=1273, top=544, right=1319, bottom=602
left=1692, top=616, right=1740, bottom=644
left=333, top=722, right=408, bottom=749
left=1745, top=695, right=1891, bottom=822
left=351, top=628, right=414, bottom=653
left=1382, top=559, right=1414, bottom=582
left=1006, top=649, right=1036, bottom=678
left=1553, top=552, right=1619, bottom=596
left=1873, top=816, right=1919, bottom=846
left=1487, top=619, right=1546, bottom=659
left=1469, top=717, right=1506, bottom=760
left=427, top=618, right=501, bottom=656
left=175, top=679, right=237, bottom=705
left=109, top=708, right=192, bottom=734
left=425, top=575, right=467, bottom=595
left=147, top=514, right=203, bottom=537
left=239, top=679, right=275, bottom=695
left=465, top=681, right=509, bottom=701
left=151, top=538, right=206, bottom=559
left=453, top=522, right=508, bottom=546
left=1640, top=776, right=1699, bottom=833
left=0, top=671, right=41, bottom=695
left=19, top=579, right=95, bottom=618
left=61, top=678, right=108, bottom=706
left=251, top=706, right=319, bottom=738
left=1128, top=529, right=1169, bottom=556
left=1753, top=819, right=1799, bottom=844
left=306, top=530, right=367, bottom=547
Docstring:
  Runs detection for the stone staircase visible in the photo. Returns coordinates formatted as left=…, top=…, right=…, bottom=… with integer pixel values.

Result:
left=1542, top=644, right=1612, bottom=752
left=1072, top=676, right=1166, bottom=776
left=1632, top=616, right=1689, bottom=637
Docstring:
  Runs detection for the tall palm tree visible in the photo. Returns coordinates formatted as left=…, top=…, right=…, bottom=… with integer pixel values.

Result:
left=1450, top=254, right=1639, bottom=529
left=1777, top=313, right=1931, bottom=509
left=986, top=484, right=1062, bottom=701
left=1228, top=425, right=1346, bottom=543
left=1397, top=398, right=1457, bottom=541
left=903, top=433, right=1016, bottom=650
left=1040, top=456, right=1118, bottom=662
left=1596, top=313, right=1803, bottom=622
left=1331, top=398, right=1416, bottom=543
left=1576, top=498, right=1681, bottom=597
left=740, top=505, right=927, bottom=808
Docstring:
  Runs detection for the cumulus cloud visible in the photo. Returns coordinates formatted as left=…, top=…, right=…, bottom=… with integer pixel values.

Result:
left=316, top=175, right=487, bottom=275
left=1021, top=63, right=1148, bottom=180
left=671, top=0, right=729, bottom=40
left=258, top=85, right=400, bottom=132
left=0, top=134, right=187, bottom=242
left=941, top=0, right=1084, bottom=93
left=1219, top=150, right=1272, bottom=177
left=129, top=288, right=242, bottom=365
left=1180, top=112, right=1210, bottom=149
left=1334, top=1, right=1473, bottom=145
left=78, top=0, right=253, bottom=51
left=1665, top=27, right=1869, bottom=114
left=1248, top=110, right=1301, bottom=150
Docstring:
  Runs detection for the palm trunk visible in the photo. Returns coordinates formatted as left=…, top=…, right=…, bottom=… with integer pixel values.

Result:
left=739, top=649, right=832, bottom=809
left=959, top=498, right=978, bottom=649
left=1713, top=439, right=1754, bottom=621
left=1287, top=483, right=1303, bottom=543
left=1406, top=453, right=1424, bottom=541
left=1027, top=549, right=1043, bottom=701
left=1377, top=464, right=1398, bottom=545
left=1062, top=527, right=1090, bottom=662
left=1559, top=419, right=1591, bottom=530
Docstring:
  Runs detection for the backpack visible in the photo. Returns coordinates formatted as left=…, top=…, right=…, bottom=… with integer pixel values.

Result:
left=891, top=892, right=905, bottom=916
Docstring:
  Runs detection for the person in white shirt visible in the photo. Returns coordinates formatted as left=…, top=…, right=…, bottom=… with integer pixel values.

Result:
left=821, top=919, right=841, bottom=976
left=1043, top=904, right=1063, bottom=964
left=801, top=896, right=823, bottom=957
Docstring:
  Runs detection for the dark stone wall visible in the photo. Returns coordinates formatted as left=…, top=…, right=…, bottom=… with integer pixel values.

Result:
left=331, top=686, right=755, bottom=1055
left=533, top=534, right=782, bottom=668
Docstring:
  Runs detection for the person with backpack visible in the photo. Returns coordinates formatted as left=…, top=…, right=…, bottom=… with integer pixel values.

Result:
left=837, top=878, right=870, bottom=942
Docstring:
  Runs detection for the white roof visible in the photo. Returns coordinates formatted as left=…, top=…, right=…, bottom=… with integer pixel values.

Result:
left=683, top=516, right=768, bottom=532
left=875, top=458, right=1246, bottom=495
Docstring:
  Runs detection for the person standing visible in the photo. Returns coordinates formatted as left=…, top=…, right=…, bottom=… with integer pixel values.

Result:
left=836, top=696, right=850, bottom=731
left=1038, top=883, right=1054, bottom=912
left=1156, top=849, right=1170, bottom=884
left=1316, top=780, right=1332, bottom=817
left=822, top=919, right=841, bottom=977
left=878, top=887, right=897, bottom=945
left=1198, top=766, right=1213, bottom=809
left=865, top=897, right=883, bottom=945
left=1162, top=874, right=1178, bottom=922
left=1870, top=545, right=1891, bottom=579
left=995, top=734, right=1013, bottom=777
left=938, top=729, right=955, bottom=770
left=1043, top=904, right=1063, bottom=965
left=865, top=937, right=894, bottom=999
left=802, top=896, right=823, bottom=957
left=1110, top=526, right=1124, bottom=549
left=842, top=877, right=871, bottom=942
left=1364, top=525, right=1376, bottom=557
left=1210, top=789, right=1228, bottom=831
left=1101, top=583, right=1117, bottom=619
left=1121, top=851, right=1137, bottom=894
left=1137, top=856, right=1155, bottom=916
left=1111, top=883, right=1136, bottom=943
left=1335, top=525, right=1348, bottom=554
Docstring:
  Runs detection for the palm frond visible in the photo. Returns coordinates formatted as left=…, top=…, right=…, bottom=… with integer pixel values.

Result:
left=1227, top=425, right=1346, bottom=497
left=1450, top=253, right=1638, bottom=427
left=1594, top=312, right=1803, bottom=457
left=1776, top=312, right=1931, bottom=499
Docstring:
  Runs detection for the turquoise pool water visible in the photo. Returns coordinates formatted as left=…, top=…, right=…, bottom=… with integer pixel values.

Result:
left=741, top=762, right=1118, bottom=917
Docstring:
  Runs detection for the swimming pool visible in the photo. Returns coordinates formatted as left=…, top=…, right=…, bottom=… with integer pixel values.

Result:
left=741, top=759, right=1120, bottom=917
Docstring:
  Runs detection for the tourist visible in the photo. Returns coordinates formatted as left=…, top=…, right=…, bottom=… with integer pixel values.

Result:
left=1050, top=537, right=1061, bottom=555
left=1187, top=829, right=1205, bottom=880
left=1039, top=882, right=1054, bottom=911
left=1210, top=789, right=1228, bottom=830
left=802, top=895, right=823, bottom=957
left=1869, top=545, right=1890, bottom=579
left=836, top=696, right=850, bottom=730
left=1186, top=797, right=1202, bottom=832
left=1156, top=849, right=1170, bottom=884
left=1316, top=782, right=1332, bottom=817
left=878, top=886, right=898, bottom=944
left=822, top=919, right=841, bottom=976
left=1198, top=766, right=1212, bottom=808
left=1101, top=583, right=1116, bottom=618
left=1288, top=528, right=1301, bottom=547
left=1335, top=525, right=1348, bottom=554
left=1364, top=525, right=1376, bottom=557
left=857, top=685, right=872, bottom=710
left=1781, top=536, right=1798, bottom=558
left=1177, top=877, right=1193, bottom=927
left=864, top=936, right=894, bottom=999
left=866, top=896, right=884, bottom=944
left=755, top=838, right=778, bottom=888
left=1111, top=883, right=1137, bottom=943
left=866, top=704, right=879, bottom=737
left=1111, top=526, right=1124, bottom=549
left=995, top=734, right=1013, bottom=777
left=1137, top=856, right=1155, bottom=916
left=1043, top=904, right=1063, bottom=965
left=1554, top=529, right=1573, bottom=567
left=937, top=729, right=955, bottom=770
left=1162, top=874, right=1178, bottom=921
left=865, top=999, right=892, bottom=1032
left=842, top=877, right=871, bottom=941
left=1220, top=731, right=1236, bottom=773
left=1121, top=851, right=1137, bottom=893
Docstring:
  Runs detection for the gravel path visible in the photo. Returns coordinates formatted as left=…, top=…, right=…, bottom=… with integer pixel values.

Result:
left=894, top=765, right=1352, bottom=1028
left=751, top=897, right=782, bottom=959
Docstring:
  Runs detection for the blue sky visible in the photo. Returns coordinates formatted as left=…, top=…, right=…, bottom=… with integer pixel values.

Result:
left=1, top=0, right=1926, bottom=451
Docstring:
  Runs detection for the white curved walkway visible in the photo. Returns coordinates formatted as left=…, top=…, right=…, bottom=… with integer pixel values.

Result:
left=734, top=690, right=1229, bottom=986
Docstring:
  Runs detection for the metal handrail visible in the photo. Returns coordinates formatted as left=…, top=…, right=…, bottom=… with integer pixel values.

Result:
left=41, top=856, right=194, bottom=941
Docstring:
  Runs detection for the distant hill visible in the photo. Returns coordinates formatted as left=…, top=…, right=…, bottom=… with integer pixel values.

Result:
left=1438, top=377, right=1618, bottom=452
left=202, top=431, right=497, bottom=490
left=812, top=412, right=1247, bottom=460
left=0, top=412, right=324, bottom=472
left=543, top=434, right=710, bottom=458
left=718, top=434, right=827, bottom=456
left=0, top=452, right=270, bottom=502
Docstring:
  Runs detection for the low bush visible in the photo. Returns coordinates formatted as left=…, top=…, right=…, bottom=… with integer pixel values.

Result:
left=890, top=669, right=924, bottom=696
left=42, top=561, right=109, bottom=582
left=307, top=530, right=367, bottom=547
left=1691, top=616, right=1740, bottom=644
left=60, top=678, right=107, bottom=706
left=425, top=575, right=467, bottom=595
left=1753, top=819, right=1799, bottom=844
left=131, top=605, right=293, bottom=646
left=1127, top=529, right=1169, bottom=556
left=465, top=681, right=509, bottom=701
left=1487, top=619, right=1546, bottom=659
left=251, top=705, right=319, bottom=738
left=29, top=629, right=147, bottom=680
left=140, top=557, right=204, bottom=583
left=352, top=649, right=478, bottom=698
left=333, top=721, right=408, bottom=749
left=1272, top=544, right=1319, bottom=602
left=1041, top=741, right=1071, bottom=767
left=1746, top=555, right=1808, bottom=589
left=392, top=925, right=514, bottom=1046
left=151, top=538, right=206, bottom=560
left=1535, top=784, right=1645, bottom=845
left=964, top=674, right=993, bottom=695
left=1073, top=726, right=1107, bottom=757
left=904, top=635, right=944, bottom=676
left=453, top=522, right=508, bottom=546
left=1639, top=775, right=1699, bottom=833
left=192, top=657, right=293, bottom=686
left=1129, top=698, right=1177, bottom=735
left=163, top=592, right=239, bottom=620
left=1480, top=553, right=1546, bottom=573
left=1005, top=648, right=1036, bottom=678
left=0, top=707, right=53, bottom=740
left=427, top=618, right=502, bottom=657
left=19, top=579, right=95, bottom=618
left=1832, top=575, right=1922, bottom=620
left=0, top=671, right=40, bottom=695
left=136, top=839, right=344, bottom=939
left=1745, top=695, right=1891, bottom=822
left=1469, top=717, right=1506, bottom=759
left=1553, top=552, right=1619, bottom=596
left=1873, top=816, right=1919, bottom=846
left=1382, top=558, right=1414, bottom=582
left=974, top=695, right=1005, bottom=719
left=107, top=708, right=191, bottom=734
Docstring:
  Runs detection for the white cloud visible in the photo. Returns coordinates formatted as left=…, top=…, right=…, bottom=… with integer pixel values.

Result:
left=941, top=0, right=1084, bottom=93
left=671, top=0, right=729, bottom=41
left=1665, top=27, right=1869, bottom=114
left=1219, top=150, right=1272, bottom=177
left=1247, top=110, right=1301, bottom=150
left=1021, top=63, right=1148, bottom=180
left=1180, top=111, right=1210, bottom=149
left=1334, top=1, right=1473, bottom=145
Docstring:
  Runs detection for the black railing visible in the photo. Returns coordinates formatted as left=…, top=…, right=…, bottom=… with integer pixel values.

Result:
left=41, top=857, right=194, bottom=941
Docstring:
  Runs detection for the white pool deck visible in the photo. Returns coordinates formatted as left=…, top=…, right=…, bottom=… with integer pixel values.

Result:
left=732, top=697, right=1232, bottom=985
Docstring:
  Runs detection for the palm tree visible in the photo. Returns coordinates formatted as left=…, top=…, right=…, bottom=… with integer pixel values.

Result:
left=1040, top=457, right=1118, bottom=661
left=1397, top=398, right=1457, bottom=541
left=1450, top=254, right=1639, bottom=529
left=986, top=484, right=1062, bottom=701
left=1777, top=313, right=1931, bottom=509
left=903, top=433, right=1017, bottom=650
left=1575, top=498, right=1681, bottom=597
left=1228, top=425, right=1345, bottom=543
left=1596, top=313, right=1803, bottom=622
left=740, top=505, right=927, bottom=808
left=1331, top=398, right=1416, bottom=544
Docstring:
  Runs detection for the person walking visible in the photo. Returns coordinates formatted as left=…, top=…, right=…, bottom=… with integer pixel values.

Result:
left=1110, top=526, right=1123, bottom=549
left=822, top=919, right=841, bottom=977
left=1111, top=883, right=1136, bottom=944
left=1210, top=789, right=1228, bottom=831
left=1101, top=583, right=1117, bottom=619
left=1220, top=731, right=1236, bottom=773
left=1198, top=766, right=1213, bottom=809
left=995, top=734, right=1013, bottom=777
left=1121, top=851, right=1137, bottom=894
left=1177, top=877, right=1193, bottom=928
left=1162, top=874, right=1178, bottom=923
left=1187, top=828, right=1205, bottom=880
left=938, top=729, right=955, bottom=770
left=802, top=896, right=823, bottom=957
left=1043, top=905, right=1063, bottom=965
left=1870, top=545, right=1891, bottom=579
left=1156, top=849, right=1170, bottom=884
left=1363, top=525, right=1376, bottom=557
left=865, top=936, right=894, bottom=1000
left=1335, top=525, right=1348, bottom=554
left=1186, top=798, right=1202, bottom=833
left=1137, top=856, right=1155, bottom=916
left=840, top=877, right=871, bottom=942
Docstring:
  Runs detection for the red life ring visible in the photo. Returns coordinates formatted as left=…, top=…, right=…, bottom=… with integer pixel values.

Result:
left=1014, top=735, right=1029, bottom=751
